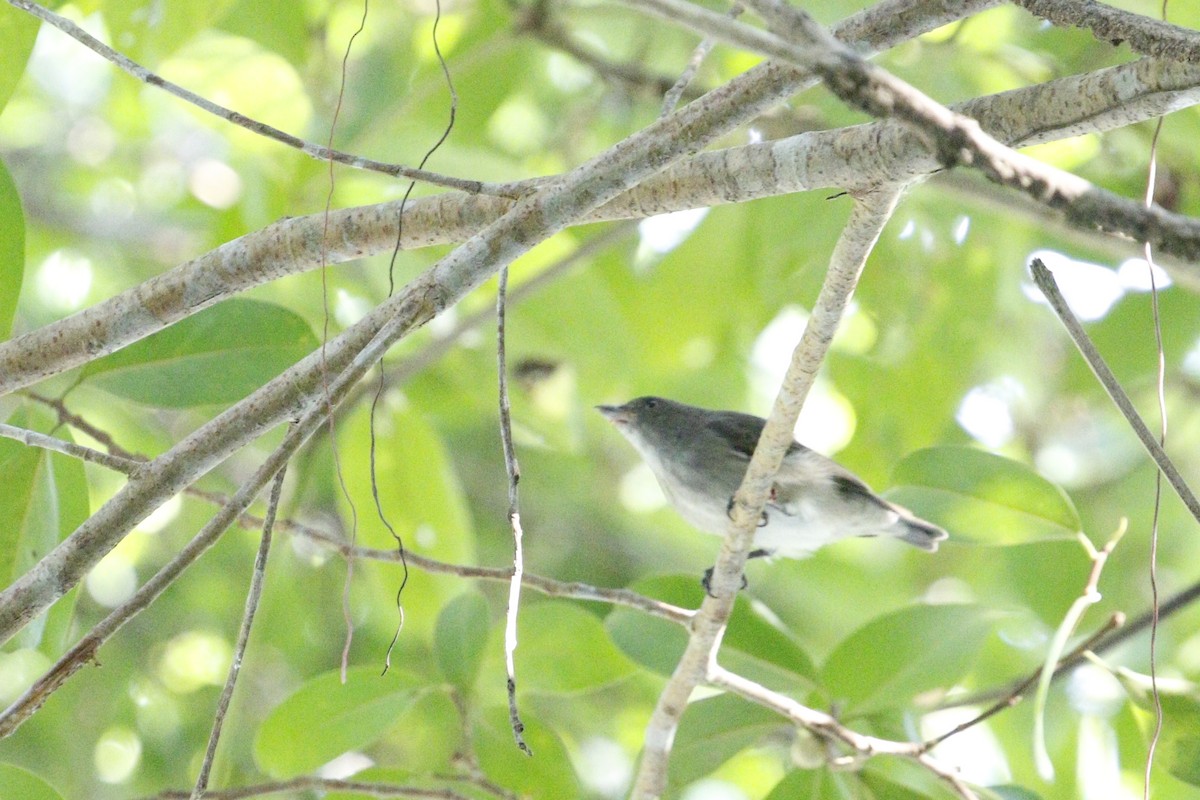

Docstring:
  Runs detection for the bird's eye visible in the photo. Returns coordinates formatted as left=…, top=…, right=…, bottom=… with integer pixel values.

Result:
left=645, top=398, right=658, bottom=408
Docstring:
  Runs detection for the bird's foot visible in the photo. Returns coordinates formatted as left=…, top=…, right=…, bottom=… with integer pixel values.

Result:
left=725, top=496, right=770, bottom=527
left=701, top=566, right=748, bottom=597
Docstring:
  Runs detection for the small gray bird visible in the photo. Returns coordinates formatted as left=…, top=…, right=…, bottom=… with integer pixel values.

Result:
left=597, top=397, right=946, bottom=574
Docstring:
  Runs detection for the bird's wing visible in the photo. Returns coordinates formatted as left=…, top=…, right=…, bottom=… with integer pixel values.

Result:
left=705, top=411, right=809, bottom=461
left=704, top=411, right=767, bottom=460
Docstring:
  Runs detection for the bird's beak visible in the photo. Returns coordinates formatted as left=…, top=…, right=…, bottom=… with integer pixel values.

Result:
left=596, top=404, right=632, bottom=425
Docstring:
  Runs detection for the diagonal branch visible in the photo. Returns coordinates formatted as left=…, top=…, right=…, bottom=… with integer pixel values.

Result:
left=619, top=0, right=1200, bottom=258
left=0, top=0, right=1004, bottom=397
left=1030, top=257, right=1200, bottom=523
left=1, top=0, right=871, bottom=645
left=5, top=0, right=501, bottom=195
left=628, top=186, right=903, bottom=799
left=5, top=51, right=1200, bottom=397
left=710, top=666, right=979, bottom=800
left=1014, top=0, right=1200, bottom=63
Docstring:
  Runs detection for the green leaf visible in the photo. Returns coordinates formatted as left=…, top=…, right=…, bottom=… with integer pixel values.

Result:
left=217, top=0, right=310, bottom=68
left=669, top=694, right=781, bottom=786
left=983, top=788, right=1045, bottom=800
left=1157, top=695, right=1200, bottom=787
left=821, top=604, right=998, bottom=715
left=0, top=7, right=38, bottom=115
left=339, top=402, right=476, bottom=592
left=101, top=0, right=238, bottom=61
left=474, top=705, right=580, bottom=799
left=435, top=591, right=490, bottom=693
left=766, top=768, right=867, bottom=800
left=0, top=764, right=64, bottom=800
left=605, top=575, right=815, bottom=689
left=485, top=602, right=636, bottom=694
left=888, top=446, right=1081, bottom=545
left=80, top=298, right=318, bottom=408
left=0, top=157, right=25, bottom=338
left=0, top=408, right=89, bottom=652
left=254, top=667, right=421, bottom=777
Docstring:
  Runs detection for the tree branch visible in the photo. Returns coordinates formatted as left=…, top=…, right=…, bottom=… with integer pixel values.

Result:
left=1014, top=0, right=1200, bottom=63
left=1030, top=257, right=1200, bottom=524
left=709, top=666, right=979, bottom=800
left=620, top=0, right=1200, bottom=260
left=628, top=186, right=903, bottom=799
left=5, top=51, right=1199, bottom=397
left=4, top=0, right=503, bottom=195
left=0, top=0, right=1006, bottom=396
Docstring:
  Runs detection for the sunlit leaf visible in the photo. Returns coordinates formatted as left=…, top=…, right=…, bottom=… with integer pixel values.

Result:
left=669, top=694, right=781, bottom=786
left=821, top=604, right=999, bottom=715
left=0, top=407, right=89, bottom=652
left=80, top=298, right=317, bottom=407
left=434, top=591, right=490, bottom=694
left=605, top=575, right=815, bottom=689
left=0, top=764, right=64, bottom=800
left=0, top=156, right=24, bottom=338
left=484, top=602, right=636, bottom=694
left=0, top=6, right=38, bottom=115
left=474, top=705, right=579, bottom=799
left=254, top=667, right=421, bottom=777
left=888, top=446, right=1080, bottom=544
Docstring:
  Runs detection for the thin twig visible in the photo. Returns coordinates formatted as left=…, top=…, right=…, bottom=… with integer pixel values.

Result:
left=4, top=0, right=503, bottom=195
left=496, top=264, right=531, bottom=755
left=1140, top=18, right=1170, bottom=788
left=318, top=0, right=370, bottom=686
left=0, top=423, right=141, bottom=474
left=709, top=666, right=979, bottom=800
left=923, top=612, right=1125, bottom=750
left=190, top=465, right=287, bottom=800
left=661, top=3, right=743, bottom=117
left=1031, top=527, right=1124, bottom=778
left=938, top=575, right=1200, bottom=710
left=379, top=0, right=460, bottom=674
left=147, top=776, right=470, bottom=799
left=1030, top=257, right=1200, bottom=523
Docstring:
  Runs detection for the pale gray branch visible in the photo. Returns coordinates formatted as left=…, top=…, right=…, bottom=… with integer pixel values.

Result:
left=629, top=186, right=903, bottom=799
left=4, top=52, right=1199, bottom=397
left=0, top=0, right=1003, bottom=397
left=5, top=0, right=499, bottom=195
left=617, top=0, right=1200, bottom=262
left=1014, top=0, right=1200, bottom=63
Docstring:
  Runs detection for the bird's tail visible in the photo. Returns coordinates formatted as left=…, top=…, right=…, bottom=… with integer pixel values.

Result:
left=895, top=515, right=948, bottom=552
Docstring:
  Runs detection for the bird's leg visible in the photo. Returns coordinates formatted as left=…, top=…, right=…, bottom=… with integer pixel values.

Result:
left=701, top=549, right=774, bottom=596
left=725, top=492, right=771, bottom=527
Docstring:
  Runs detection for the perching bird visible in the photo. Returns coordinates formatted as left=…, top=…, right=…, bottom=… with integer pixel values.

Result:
left=597, top=397, right=946, bottom=579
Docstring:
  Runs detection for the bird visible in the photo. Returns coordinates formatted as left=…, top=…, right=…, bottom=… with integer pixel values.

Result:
left=597, top=396, right=946, bottom=586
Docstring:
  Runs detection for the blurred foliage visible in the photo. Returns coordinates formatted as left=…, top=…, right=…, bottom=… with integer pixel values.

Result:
left=1, top=0, right=1200, bottom=799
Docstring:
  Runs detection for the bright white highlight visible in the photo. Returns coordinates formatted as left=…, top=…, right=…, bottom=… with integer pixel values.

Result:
left=957, top=378, right=1024, bottom=448
left=637, top=208, right=709, bottom=255
left=1023, top=250, right=1124, bottom=321
left=189, top=158, right=242, bottom=209
left=36, top=250, right=94, bottom=311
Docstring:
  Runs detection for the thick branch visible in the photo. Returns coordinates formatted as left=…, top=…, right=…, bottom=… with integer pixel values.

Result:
left=621, top=0, right=1200, bottom=260
left=4, top=52, right=1199, bottom=396
left=0, top=0, right=1002, bottom=396
left=1014, top=0, right=1200, bottom=63
left=0, top=0, right=862, bottom=643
